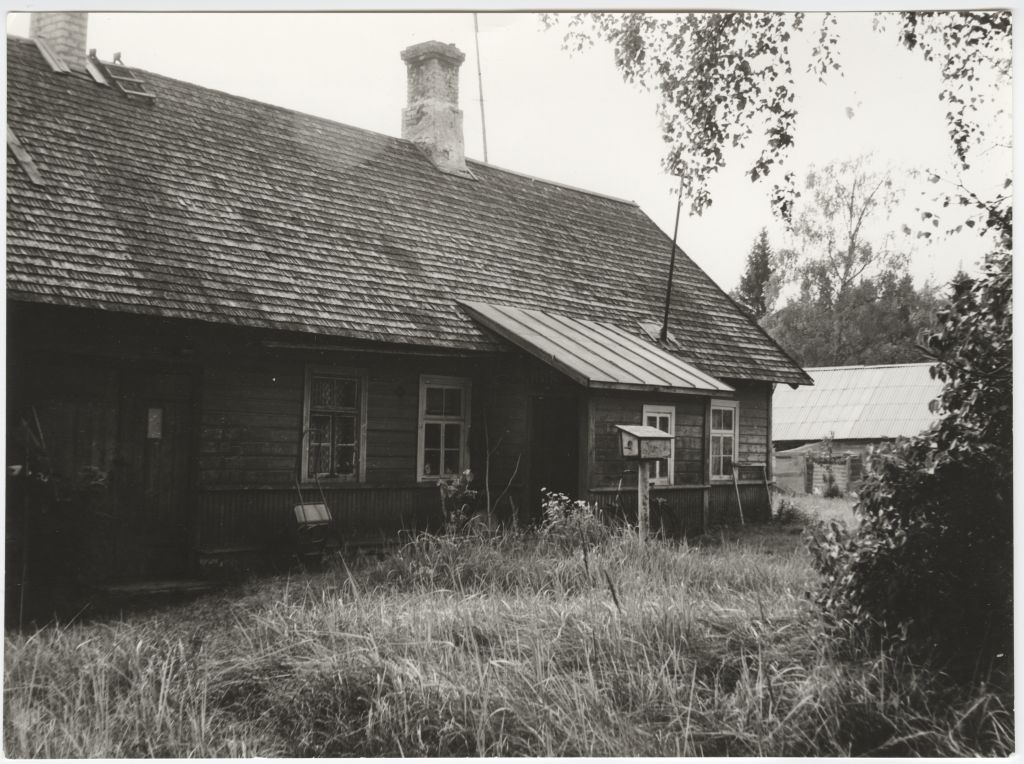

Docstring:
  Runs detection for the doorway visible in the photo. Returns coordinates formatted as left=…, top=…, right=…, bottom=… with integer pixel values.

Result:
left=114, top=369, right=195, bottom=579
left=528, top=395, right=580, bottom=523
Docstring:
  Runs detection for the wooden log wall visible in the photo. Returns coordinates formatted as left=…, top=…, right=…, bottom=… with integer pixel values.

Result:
left=588, top=392, right=706, bottom=488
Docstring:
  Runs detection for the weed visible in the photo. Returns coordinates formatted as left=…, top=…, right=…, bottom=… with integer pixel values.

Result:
left=3, top=498, right=1011, bottom=757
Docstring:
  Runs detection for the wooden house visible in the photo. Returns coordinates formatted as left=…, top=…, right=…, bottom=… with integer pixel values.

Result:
left=7, top=14, right=811, bottom=582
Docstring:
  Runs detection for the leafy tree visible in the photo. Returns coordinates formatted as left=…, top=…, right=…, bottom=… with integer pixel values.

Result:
left=758, top=157, right=940, bottom=365
left=730, top=228, right=776, bottom=320
left=545, top=11, right=1011, bottom=225
left=765, top=271, right=942, bottom=366
left=807, top=246, right=1011, bottom=677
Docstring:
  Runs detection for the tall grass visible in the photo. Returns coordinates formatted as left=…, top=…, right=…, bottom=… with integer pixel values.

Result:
left=4, top=522, right=1012, bottom=757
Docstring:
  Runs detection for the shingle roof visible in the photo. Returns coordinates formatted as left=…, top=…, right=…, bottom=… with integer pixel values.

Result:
left=773, top=363, right=943, bottom=442
left=6, top=36, right=810, bottom=385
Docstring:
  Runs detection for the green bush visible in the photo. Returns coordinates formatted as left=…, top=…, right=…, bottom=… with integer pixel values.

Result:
left=806, top=249, right=1012, bottom=678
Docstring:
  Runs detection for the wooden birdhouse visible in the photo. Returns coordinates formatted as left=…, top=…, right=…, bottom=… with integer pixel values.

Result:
left=615, top=424, right=672, bottom=461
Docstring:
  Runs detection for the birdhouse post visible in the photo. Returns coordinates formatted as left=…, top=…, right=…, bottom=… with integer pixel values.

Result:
left=615, top=424, right=673, bottom=541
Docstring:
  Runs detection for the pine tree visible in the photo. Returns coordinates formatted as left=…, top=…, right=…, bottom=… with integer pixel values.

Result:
left=733, top=228, right=774, bottom=320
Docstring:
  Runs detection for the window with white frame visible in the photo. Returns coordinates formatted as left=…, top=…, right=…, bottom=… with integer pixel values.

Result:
left=302, top=368, right=366, bottom=481
left=418, top=375, right=471, bottom=480
left=642, top=404, right=675, bottom=485
left=710, top=399, right=739, bottom=479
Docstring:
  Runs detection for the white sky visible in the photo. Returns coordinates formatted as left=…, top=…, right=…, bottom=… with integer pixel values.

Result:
left=5, top=9, right=1012, bottom=293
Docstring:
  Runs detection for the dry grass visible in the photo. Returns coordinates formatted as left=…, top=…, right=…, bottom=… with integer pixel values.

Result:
left=4, top=516, right=1012, bottom=757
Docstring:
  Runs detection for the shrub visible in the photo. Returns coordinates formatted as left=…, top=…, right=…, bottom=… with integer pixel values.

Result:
left=774, top=498, right=806, bottom=525
left=821, top=465, right=842, bottom=498
left=539, top=490, right=610, bottom=547
left=438, top=470, right=479, bottom=534
left=806, top=250, right=1012, bottom=678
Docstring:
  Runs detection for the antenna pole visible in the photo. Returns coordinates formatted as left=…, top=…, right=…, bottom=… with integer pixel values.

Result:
left=660, top=176, right=684, bottom=342
left=473, top=13, right=489, bottom=163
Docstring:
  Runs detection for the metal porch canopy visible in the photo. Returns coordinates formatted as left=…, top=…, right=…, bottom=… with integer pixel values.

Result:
left=459, top=300, right=734, bottom=395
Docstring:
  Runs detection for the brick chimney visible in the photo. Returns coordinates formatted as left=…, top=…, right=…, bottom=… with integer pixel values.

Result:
left=30, top=12, right=88, bottom=71
left=400, top=41, right=471, bottom=178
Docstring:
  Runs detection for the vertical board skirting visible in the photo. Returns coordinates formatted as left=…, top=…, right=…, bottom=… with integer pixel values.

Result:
left=587, top=486, right=704, bottom=538
left=708, top=483, right=770, bottom=524
left=196, top=485, right=441, bottom=550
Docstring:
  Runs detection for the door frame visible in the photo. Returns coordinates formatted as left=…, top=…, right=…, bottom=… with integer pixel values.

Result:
left=526, top=392, right=582, bottom=519
left=114, top=361, right=201, bottom=578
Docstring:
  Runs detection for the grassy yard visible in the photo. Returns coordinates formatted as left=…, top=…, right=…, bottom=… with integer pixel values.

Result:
left=4, top=496, right=1011, bottom=757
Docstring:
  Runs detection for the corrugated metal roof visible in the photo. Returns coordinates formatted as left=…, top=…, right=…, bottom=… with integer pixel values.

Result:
left=773, top=363, right=943, bottom=442
left=460, top=301, right=734, bottom=395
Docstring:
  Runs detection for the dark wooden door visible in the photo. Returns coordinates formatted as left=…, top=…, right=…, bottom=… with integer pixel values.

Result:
left=114, top=370, right=194, bottom=579
left=528, top=395, right=580, bottom=523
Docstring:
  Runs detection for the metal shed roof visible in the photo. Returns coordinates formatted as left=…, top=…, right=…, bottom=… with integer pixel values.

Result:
left=773, top=363, right=943, bottom=442
left=459, top=300, right=734, bottom=395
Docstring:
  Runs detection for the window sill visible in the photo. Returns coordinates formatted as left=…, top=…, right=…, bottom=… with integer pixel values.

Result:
left=302, top=477, right=359, bottom=486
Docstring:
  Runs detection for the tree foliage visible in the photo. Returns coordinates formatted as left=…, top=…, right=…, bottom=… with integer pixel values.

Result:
left=544, top=12, right=838, bottom=217
left=758, top=158, right=941, bottom=365
left=765, top=271, right=941, bottom=366
left=895, top=12, right=1012, bottom=170
left=776, top=158, right=905, bottom=296
left=545, top=11, right=1011, bottom=224
left=731, top=228, right=776, bottom=320
left=807, top=247, right=1011, bottom=676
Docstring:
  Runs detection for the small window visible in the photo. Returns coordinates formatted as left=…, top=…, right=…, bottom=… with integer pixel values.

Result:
left=418, top=375, right=471, bottom=480
left=642, top=404, right=675, bottom=485
left=710, top=399, right=739, bottom=480
left=303, top=368, right=365, bottom=481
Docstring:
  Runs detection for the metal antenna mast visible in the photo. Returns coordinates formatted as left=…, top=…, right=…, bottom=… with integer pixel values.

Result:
left=473, top=13, right=489, bottom=162
left=660, top=176, right=685, bottom=342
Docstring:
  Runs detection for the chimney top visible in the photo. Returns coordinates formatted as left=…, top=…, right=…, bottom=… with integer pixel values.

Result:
left=400, top=40, right=472, bottom=178
left=400, top=40, right=466, bottom=67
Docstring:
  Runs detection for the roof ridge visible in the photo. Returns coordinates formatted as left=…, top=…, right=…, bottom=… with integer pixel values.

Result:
left=8, top=33, right=638, bottom=210
left=465, top=158, right=637, bottom=207
left=808, top=362, right=935, bottom=371
left=630, top=204, right=813, bottom=387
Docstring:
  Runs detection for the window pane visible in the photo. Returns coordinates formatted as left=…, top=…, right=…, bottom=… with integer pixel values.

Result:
left=335, top=415, right=355, bottom=445
left=425, top=387, right=444, bottom=415
left=444, top=423, right=461, bottom=449
left=443, top=449, right=461, bottom=475
left=646, top=414, right=657, bottom=428
left=307, top=444, right=325, bottom=477
left=425, top=422, right=441, bottom=449
left=722, top=409, right=733, bottom=431
left=443, top=388, right=462, bottom=417
left=423, top=450, right=440, bottom=476
left=334, top=445, right=356, bottom=475
left=711, top=436, right=722, bottom=458
left=311, top=377, right=333, bottom=408
left=724, top=455, right=734, bottom=475
left=656, top=457, right=669, bottom=478
left=658, top=415, right=670, bottom=432
left=310, top=414, right=332, bottom=444
left=723, top=436, right=734, bottom=457
left=712, top=409, right=723, bottom=430
left=334, top=379, right=357, bottom=409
